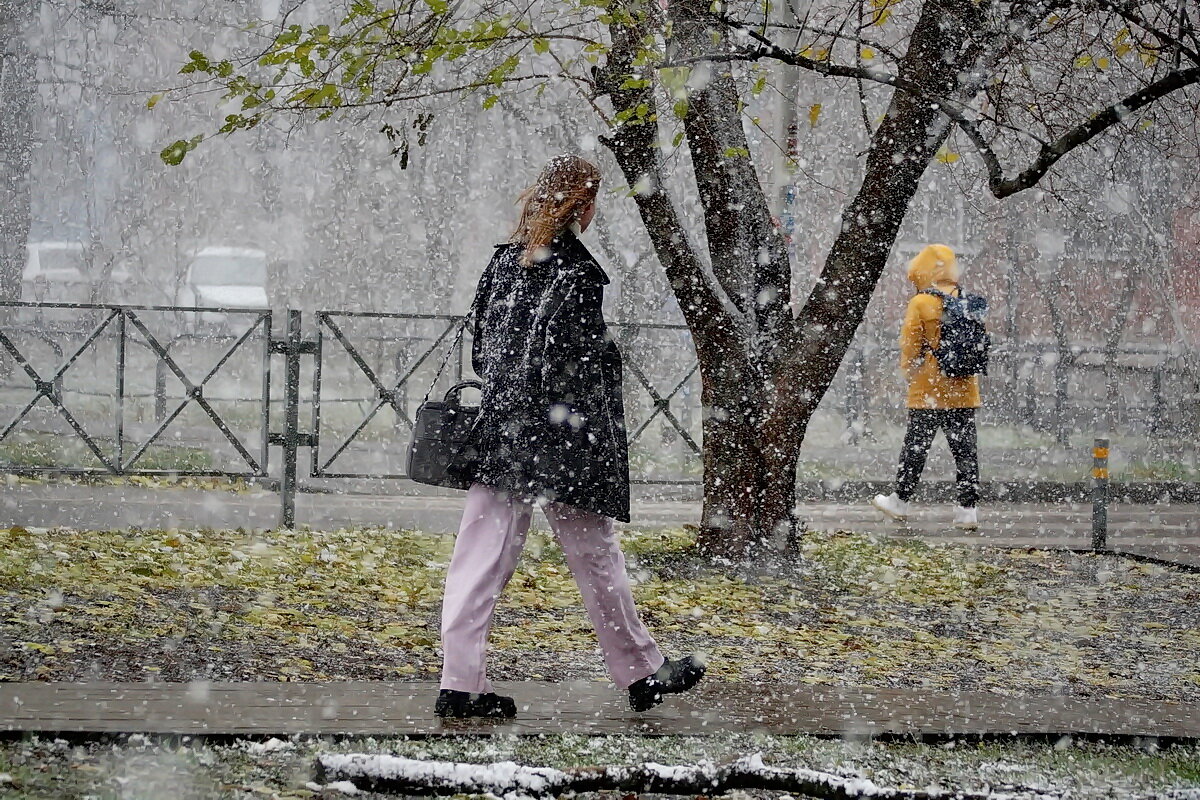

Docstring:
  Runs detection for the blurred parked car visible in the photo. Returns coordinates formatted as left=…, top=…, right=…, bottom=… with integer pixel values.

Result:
left=22, top=242, right=89, bottom=305
left=174, top=246, right=270, bottom=329
left=20, top=241, right=130, bottom=315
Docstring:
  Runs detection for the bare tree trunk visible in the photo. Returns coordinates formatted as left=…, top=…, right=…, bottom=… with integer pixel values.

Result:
left=668, top=0, right=801, bottom=556
left=770, top=0, right=803, bottom=220
left=757, top=0, right=982, bottom=553
left=601, top=0, right=984, bottom=559
left=1029, top=260, right=1073, bottom=446
left=0, top=0, right=36, bottom=302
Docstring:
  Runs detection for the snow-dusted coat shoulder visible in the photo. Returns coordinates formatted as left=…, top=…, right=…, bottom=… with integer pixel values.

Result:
left=447, top=231, right=630, bottom=522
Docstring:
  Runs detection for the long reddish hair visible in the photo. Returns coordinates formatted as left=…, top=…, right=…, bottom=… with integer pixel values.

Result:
left=511, top=155, right=601, bottom=266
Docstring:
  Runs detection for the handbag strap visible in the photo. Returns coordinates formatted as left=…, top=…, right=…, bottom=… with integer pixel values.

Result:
left=421, top=313, right=472, bottom=405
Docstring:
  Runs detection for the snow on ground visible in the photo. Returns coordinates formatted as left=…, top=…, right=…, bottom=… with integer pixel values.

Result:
left=244, top=737, right=297, bottom=756
left=2, top=733, right=1197, bottom=799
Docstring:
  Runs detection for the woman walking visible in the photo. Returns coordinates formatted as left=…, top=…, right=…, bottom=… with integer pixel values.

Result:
left=872, top=243, right=982, bottom=530
left=436, top=155, right=705, bottom=719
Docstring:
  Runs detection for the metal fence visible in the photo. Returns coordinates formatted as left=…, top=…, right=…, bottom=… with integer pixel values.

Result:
left=0, top=302, right=704, bottom=526
left=838, top=340, right=1199, bottom=441
left=0, top=302, right=273, bottom=478
left=3, top=301, right=1196, bottom=528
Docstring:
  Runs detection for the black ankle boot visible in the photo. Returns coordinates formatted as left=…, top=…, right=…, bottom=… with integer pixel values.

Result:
left=628, top=655, right=706, bottom=712
left=434, top=689, right=517, bottom=719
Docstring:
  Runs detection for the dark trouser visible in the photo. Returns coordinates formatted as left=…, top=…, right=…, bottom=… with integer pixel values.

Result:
left=895, top=408, right=979, bottom=508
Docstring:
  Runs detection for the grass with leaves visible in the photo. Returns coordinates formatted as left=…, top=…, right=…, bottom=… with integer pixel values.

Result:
left=2, top=525, right=1200, bottom=698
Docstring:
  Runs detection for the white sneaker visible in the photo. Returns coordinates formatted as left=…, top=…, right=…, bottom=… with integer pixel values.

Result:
left=952, top=505, right=979, bottom=530
left=871, top=492, right=910, bottom=521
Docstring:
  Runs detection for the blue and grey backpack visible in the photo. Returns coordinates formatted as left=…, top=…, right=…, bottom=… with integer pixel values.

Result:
left=920, top=288, right=991, bottom=378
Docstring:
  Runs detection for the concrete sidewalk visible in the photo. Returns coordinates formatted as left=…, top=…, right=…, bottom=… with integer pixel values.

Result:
left=3, top=681, right=1199, bottom=740
left=3, top=482, right=1198, bottom=565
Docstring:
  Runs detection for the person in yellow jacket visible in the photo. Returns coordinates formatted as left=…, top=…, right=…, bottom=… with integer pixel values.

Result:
left=872, top=244, right=980, bottom=530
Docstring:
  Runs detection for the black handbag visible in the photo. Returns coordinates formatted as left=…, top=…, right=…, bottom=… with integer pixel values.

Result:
left=405, top=316, right=480, bottom=490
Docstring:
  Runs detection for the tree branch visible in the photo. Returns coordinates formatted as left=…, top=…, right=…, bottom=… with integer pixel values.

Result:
left=712, top=14, right=890, bottom=83
left=980, top=64, right=1200, bottom=197
left=1092, top=0, right=1200, bottom=66
left=700, top=12, right=1004, bottom=127
left=761, top=21, right=904, bottom=63
left=596, top=7, right=739, bottom=349
left=720, top=0, right=1199, bottom=205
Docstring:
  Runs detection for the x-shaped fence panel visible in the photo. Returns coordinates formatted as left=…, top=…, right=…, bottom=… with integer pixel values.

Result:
left=312, top=312, right=464, bottom=479
left=120, top=310, right=272, bottom=476
left=310, top=313, right=701, bottom=484
left=0, top=307, right=122, bottom=471
left=0, top=302, right=273, bottom=478
left=613, top=322, right=702, bottom=485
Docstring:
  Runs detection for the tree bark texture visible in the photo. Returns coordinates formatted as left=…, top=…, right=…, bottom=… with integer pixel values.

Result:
left=602, top=0, right=989, bottom=558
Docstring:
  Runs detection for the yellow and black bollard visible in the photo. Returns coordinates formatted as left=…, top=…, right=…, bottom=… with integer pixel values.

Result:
left=1092, top=437, right=1109, bottom=551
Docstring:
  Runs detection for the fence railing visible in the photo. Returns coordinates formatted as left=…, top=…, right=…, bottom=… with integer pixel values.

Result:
left=3, top=301, right=1197, bottom=527
left=838, top=340, right=1198, bottom=442
left=0, top=302, right=705, bottom=526
left=0, top=302, right=272, bottom=478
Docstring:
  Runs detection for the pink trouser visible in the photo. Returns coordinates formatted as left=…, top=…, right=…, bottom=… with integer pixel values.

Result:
left=440, top=483, right=665, bottom=693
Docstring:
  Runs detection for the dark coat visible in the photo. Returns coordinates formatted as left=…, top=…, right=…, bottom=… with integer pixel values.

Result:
left=447, top=231, right=631, bottom=521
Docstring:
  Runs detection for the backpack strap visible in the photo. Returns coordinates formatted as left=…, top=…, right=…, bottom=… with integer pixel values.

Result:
left=916, top=288, right=954, bottom=358
left=920, top=287, right=962, bottom=301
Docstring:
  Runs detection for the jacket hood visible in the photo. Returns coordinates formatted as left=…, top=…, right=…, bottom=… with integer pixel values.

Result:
left=906, top=244, right=957, bottom=290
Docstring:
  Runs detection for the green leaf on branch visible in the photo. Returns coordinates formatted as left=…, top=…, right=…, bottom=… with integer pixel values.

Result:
left=217, top=113, right=262, bottom=134
left=275, top=24, right=303, bottom=47
left=179, top=50, right=212, bottom=75
left=533, top=37, right=550, bottom=54
left=673, top=99, right=689, bottom=119
left=614, top=102, right=655, bottom=125
left=483, top=54, right=521, bottom=85
left=160, top=135, right=205, bottom=166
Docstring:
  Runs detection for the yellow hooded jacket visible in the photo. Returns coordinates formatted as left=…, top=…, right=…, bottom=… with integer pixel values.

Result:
left=900, top=245, right=981, bottom=410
